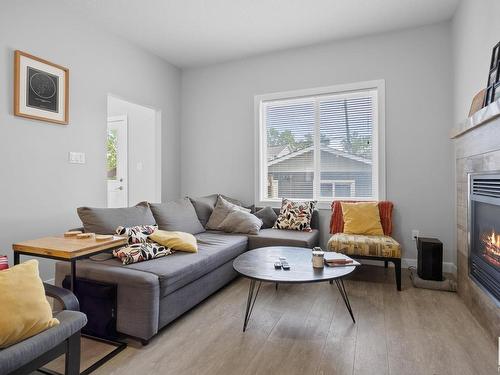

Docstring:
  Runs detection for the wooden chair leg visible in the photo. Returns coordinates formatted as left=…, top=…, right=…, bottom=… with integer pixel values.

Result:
left=384, top=260, right=388, bottom=268
left=394, top=259, right=402, bottom=291
left=65, top=331, right=81, bottom=375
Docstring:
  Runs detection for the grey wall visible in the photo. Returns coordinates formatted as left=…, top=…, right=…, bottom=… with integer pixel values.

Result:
left=452, top=0, right=500, bottom=124
left=181, top=23, right=455, bottom=267
left=0, top=0, right=181, bottom=280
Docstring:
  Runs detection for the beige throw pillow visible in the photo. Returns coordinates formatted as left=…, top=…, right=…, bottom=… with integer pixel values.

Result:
left=205, top=196, right=250, bottom=230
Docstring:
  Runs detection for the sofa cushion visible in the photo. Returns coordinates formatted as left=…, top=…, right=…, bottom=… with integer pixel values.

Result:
left=217, top=210, right=263, bottom=235
left=247, top=228, right=320, bottom=250
left=188, top=194, right=219, bottom=227
left=77, top=201, right=156, bottom=234
left=150, top=198, right=205, bottom=234
left=205, top=196, right=250, bottom=230
left=254, top=206, right=278, bottom=229
left=273, top=199, right=317, bottom=232
left=327, top=233, right=401, bottom=258
left=124, top=231, right=248, bottom=297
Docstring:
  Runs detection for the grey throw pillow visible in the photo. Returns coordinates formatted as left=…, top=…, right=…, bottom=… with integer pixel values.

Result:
left=188, top=194, right=219, bottom=227
left=150, top=198, right=205, bottom=234
left=205, top=196, right=251, bottom=230
left=217, top=210, right=263, bottom=235
left=254, top=206, right=278, bottom=229
left=77, top=201, right=156, bottom=234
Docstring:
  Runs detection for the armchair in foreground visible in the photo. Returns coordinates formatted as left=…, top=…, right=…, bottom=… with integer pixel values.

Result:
left=0, top=283, right=87, bottom=375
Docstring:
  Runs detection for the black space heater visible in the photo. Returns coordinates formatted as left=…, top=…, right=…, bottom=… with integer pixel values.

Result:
left=417, top=237, right=443, bottom=281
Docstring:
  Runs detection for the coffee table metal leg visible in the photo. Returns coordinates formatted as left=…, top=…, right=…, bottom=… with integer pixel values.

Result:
left=243, top=279, right=261, bottom=332
left=335, top=278, right=355, bottom=324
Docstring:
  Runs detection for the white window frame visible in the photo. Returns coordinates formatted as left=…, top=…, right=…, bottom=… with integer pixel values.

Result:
left=254, top=80, right=386, bottom=210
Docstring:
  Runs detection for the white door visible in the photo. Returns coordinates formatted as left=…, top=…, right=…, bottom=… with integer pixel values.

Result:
left=107, top=115, right=128, bottom=208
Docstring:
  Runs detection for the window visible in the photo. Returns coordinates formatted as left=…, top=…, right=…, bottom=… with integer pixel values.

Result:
left=255, top=80, right=385, bottom=208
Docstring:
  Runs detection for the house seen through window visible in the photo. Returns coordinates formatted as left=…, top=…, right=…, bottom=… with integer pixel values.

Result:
left=256, top=81, right=384, bottom=204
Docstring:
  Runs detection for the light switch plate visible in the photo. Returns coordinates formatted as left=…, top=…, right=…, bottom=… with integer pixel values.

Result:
left=69, top=152, right=86, bottom=164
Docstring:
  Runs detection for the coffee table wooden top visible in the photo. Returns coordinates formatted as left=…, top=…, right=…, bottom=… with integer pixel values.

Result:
left=13, top=235, right=127, bottom=260
left=233, top=246, right=357, bottom=283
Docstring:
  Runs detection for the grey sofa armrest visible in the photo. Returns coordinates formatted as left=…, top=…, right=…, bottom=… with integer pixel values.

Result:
left=44, top=283, right=80, bottom=311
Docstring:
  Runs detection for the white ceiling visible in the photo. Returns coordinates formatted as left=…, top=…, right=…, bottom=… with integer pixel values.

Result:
left=62, top=0, right=460, bottom=68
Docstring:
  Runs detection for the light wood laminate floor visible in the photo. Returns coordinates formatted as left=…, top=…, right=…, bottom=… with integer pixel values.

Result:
left=45, top=266, right=497, bottom=375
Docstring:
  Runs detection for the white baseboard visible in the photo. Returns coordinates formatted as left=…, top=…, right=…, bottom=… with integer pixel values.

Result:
left=359, top=258, right=457, bottom=276
left=44, top=278, right=55, bottom=285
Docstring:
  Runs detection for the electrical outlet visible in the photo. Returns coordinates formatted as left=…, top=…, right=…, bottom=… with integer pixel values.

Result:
left=411, top=230, right=420, bottom=240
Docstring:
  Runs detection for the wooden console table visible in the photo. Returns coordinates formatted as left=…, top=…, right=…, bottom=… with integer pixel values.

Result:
left=12, top=235, right=127, bottom=291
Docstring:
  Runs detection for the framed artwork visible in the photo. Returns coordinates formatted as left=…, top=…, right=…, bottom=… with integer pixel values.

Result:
left=488, top=61, right=499, bottom=87
left=490, top=42, right=500, bottom=70
left=484, top=85, right=494, bottom=107
left=493, top=82, right=500, bottom=104
left=14, top=50, right=69, bottom=125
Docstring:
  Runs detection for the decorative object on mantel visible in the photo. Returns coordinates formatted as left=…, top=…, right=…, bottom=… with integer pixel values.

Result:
left=14, top=50, right=69, bottom=125
left=468, top=89, right=486, bottom=117
left=484, top=42, right=500, bottom=107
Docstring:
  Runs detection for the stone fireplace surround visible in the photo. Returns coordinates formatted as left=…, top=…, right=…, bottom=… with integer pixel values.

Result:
left=452, top=101, right=500, bottom=341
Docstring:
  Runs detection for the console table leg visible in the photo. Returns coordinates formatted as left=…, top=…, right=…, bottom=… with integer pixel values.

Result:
left=335, top=278, right=355, bottom=324
left=70, top=260, right=76, bottom=292
left=14, top=251, right=20, bottom=265
left=243, top=280, right=261, bottom=332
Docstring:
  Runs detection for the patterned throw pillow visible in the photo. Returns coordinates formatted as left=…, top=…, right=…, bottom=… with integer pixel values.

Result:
left=113, top=224, right=173, bottom=265
left=113, top=242, right=174, bottom=265
left=116, top=225, right=157, bottom=245
left=273, top=199, right=317, bottom=232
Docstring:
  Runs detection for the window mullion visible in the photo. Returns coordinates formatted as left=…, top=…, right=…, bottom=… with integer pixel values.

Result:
left=313, top=99, right=321, bottom=201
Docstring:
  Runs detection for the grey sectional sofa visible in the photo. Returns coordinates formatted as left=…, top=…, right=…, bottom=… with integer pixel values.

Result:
left=55, top=200, right=319, bottom=344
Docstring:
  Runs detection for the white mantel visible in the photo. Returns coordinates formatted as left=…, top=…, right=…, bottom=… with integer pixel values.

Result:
left=451, top=99, right=500, bottom=139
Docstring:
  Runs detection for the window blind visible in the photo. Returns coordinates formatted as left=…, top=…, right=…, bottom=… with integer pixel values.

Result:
left=260, top=86, right=378, bottom=202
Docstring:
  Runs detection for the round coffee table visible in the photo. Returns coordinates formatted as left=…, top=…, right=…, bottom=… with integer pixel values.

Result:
left=233, top=246, right=357, bottom=331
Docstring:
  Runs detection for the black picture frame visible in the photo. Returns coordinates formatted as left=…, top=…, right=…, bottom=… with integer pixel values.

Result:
left=484, top=85, right=494, bottom=106
left=490, top=42, right=500, bottom=70
left=488, top=61, right=500, bottom=87
left=493, top=82, right=500, bottom=104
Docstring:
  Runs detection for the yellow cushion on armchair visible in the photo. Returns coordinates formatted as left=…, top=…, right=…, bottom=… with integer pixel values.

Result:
left=0, top=260, right=59, bottom=348
left=340, top=202, right=384, bottom=235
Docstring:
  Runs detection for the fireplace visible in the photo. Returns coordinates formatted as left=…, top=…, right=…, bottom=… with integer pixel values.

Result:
left=469, top=173, right=500, bottom=302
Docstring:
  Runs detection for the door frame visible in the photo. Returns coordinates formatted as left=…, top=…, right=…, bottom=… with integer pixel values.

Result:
left=107, top=93, right=162, bottom=204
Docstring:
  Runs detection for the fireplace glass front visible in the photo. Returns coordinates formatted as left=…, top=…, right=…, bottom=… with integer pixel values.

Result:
left=469, top=174, right=500, bottom=302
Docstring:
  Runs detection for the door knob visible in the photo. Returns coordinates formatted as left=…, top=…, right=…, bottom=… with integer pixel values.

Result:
left=116, top=186, right=123, bottom=191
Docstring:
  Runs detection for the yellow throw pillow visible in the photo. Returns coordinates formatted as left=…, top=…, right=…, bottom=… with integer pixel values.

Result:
left=149, top=230, right=198, bottom=253
left=341, top=202, right=384, bottom=235
left=0, top=260, right=59, bottom=348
